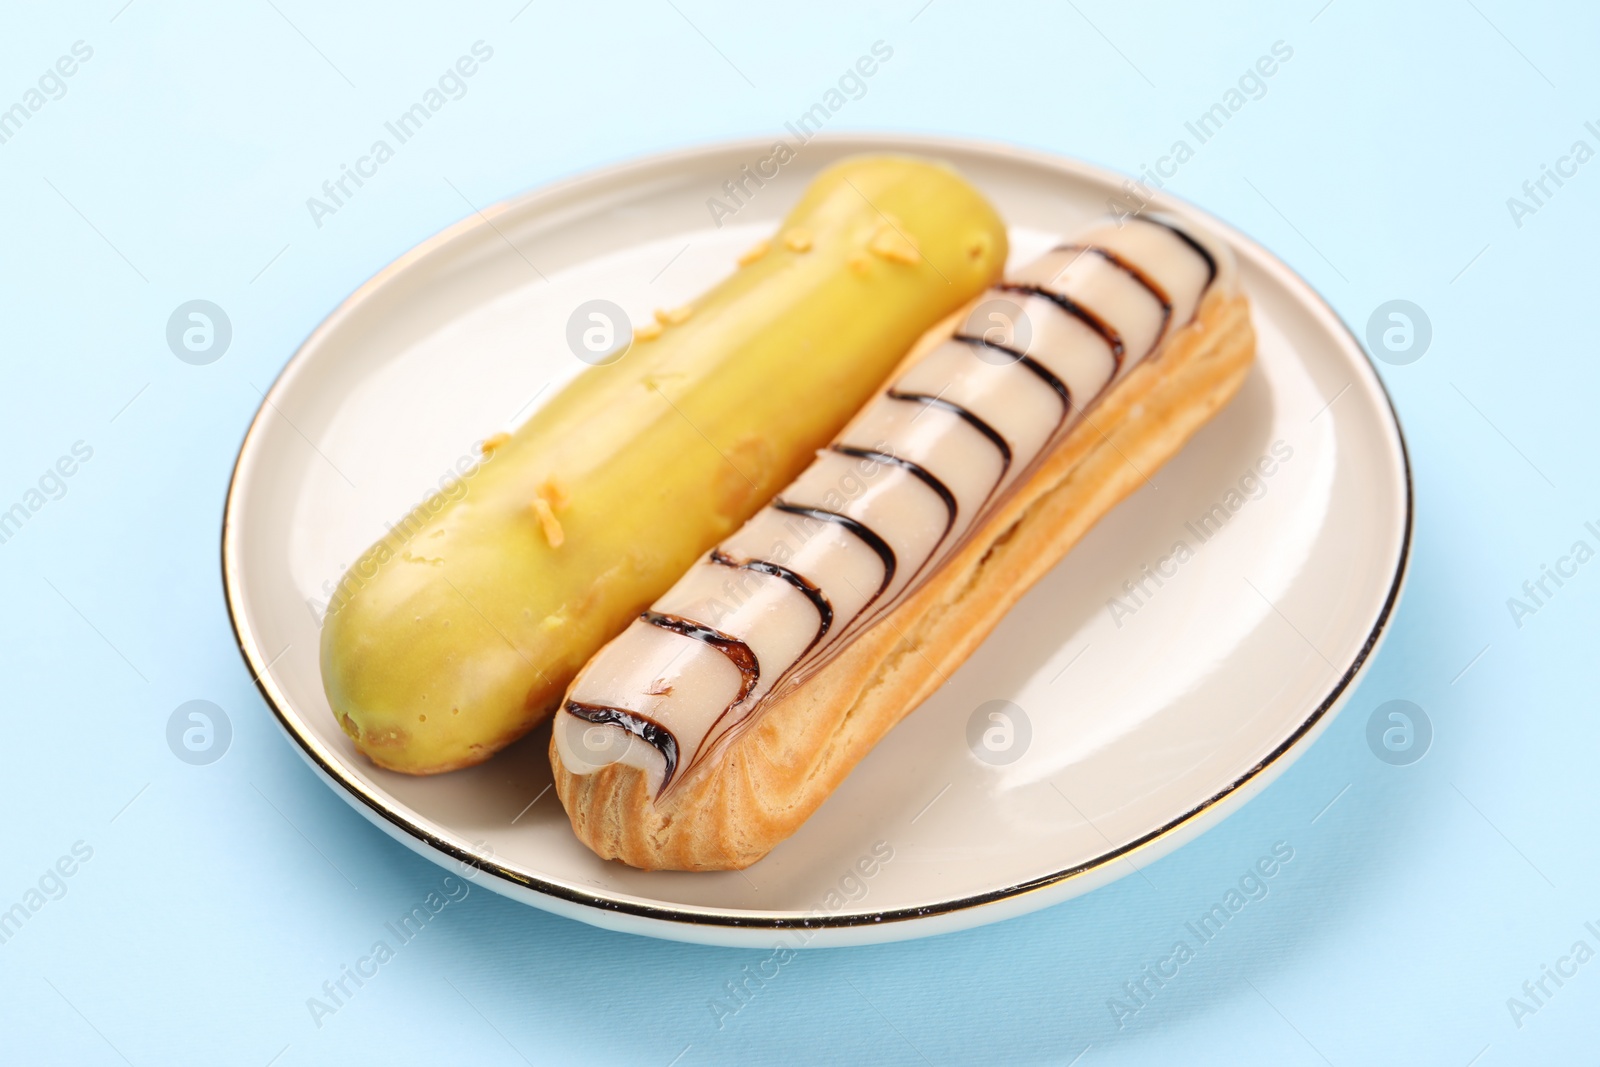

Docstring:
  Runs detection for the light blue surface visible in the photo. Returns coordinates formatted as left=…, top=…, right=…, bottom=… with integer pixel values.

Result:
left=2, top=1, right=1596, bottom=1063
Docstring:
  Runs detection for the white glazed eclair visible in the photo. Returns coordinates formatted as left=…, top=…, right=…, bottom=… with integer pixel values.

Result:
left=550, top=213, right=1257, bottom=870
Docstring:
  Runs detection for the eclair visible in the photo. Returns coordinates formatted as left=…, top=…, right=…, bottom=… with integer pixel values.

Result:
left=318, top=156, right=1006, bottom=775
left=550, top=213, right=1257, bottom=870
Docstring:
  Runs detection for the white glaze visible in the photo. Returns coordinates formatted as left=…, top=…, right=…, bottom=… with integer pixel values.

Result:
left=554, top=215, right=1235, bottom=797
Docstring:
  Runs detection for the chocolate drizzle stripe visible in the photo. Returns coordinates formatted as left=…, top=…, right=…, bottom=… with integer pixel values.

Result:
left=641, top=611, right=760, bottom=707
left=885, top=390, right=1013, bottom=476
left=564, top=700, right=679, bottom=794
left=772, top=501, right=897, bottom=597
left=1138, top=218, right=1218, bottom=289
left=950, top=334, right=1074, bottom=415
left=830, top=445, right=958, bottom=540
left=708, top=548, right=833, bottom=655
left=996, top=283, right=1126, bottom=370
left=1049, top=243, right=1173, bottom=338
left=1016, top=356, right=1076, bottom=414
left=952, top=332, right=1028, bottom=365
left=820, top=446, right=966, bottom=654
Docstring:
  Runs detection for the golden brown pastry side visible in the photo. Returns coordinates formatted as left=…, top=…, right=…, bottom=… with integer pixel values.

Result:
left=551, top=287, right=1257, bottom=870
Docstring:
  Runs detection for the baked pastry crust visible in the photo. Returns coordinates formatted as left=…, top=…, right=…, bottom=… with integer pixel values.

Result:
left=551, top=286, right=1256, bottom=870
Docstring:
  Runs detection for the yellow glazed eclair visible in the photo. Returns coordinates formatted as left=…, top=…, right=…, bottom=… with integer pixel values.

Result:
left=550, top=213, right=1257, bottom=870
left=319, top=156, right=1007, bottom=775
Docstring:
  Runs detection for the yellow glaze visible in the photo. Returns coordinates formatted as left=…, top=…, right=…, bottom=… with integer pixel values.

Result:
left=319, top=155, right=1008, bottom=774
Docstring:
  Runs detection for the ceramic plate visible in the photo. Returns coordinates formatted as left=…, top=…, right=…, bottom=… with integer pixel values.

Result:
left=223, top=134, right=1411, bottom=947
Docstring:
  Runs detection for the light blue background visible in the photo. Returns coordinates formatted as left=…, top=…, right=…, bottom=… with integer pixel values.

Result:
left=2, top=1, right=1596, bottom=1063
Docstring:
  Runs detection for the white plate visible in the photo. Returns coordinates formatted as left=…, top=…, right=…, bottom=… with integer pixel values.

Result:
left=223, top=134, right=1410, bottom=948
